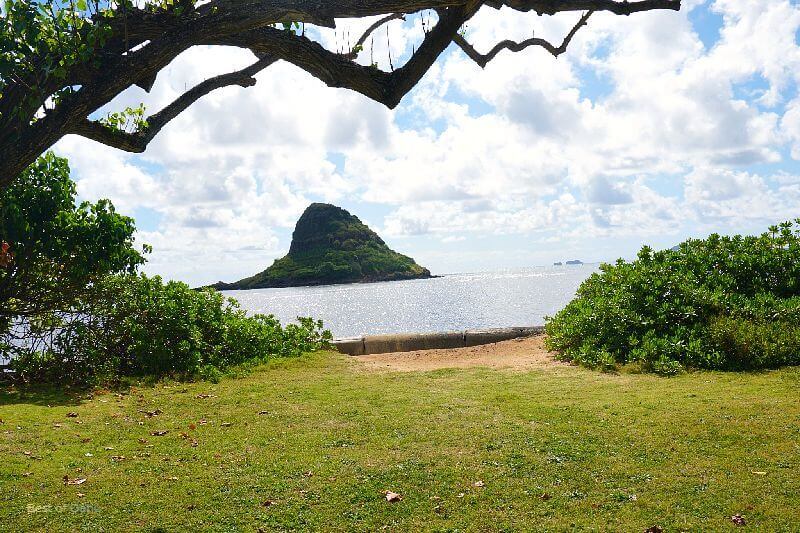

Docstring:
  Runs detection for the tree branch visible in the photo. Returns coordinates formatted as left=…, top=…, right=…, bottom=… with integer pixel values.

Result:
left=68, top=55, right=277, bottom=153
left=345, top=13, right=407, bottom=60
left=0, top=0, right=682, bottom=188
left=454, top=10, right=593, bottom=67
left=96, top=0, right=679, bottom=47
left=488, top=0, right=679, bottom=15
left=212, top=5, right=482, bottom=108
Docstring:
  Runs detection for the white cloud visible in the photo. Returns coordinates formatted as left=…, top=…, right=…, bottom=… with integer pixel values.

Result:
left=683, top=167, right=800, bottom=223
left=782, top=97, right=800, bottom=159
left=50, top=1, right=800, bottom=283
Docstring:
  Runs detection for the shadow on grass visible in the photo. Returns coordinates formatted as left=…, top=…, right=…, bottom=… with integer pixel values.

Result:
left=0, top=380, right=85, bottom=407
left=0, top=369, right=223, bottom=407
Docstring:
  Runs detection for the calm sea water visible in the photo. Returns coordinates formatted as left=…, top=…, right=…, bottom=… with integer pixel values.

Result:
left=222, top=265, right=598, bottom=338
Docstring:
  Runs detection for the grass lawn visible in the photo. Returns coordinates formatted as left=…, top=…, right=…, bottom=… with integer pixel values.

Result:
left=1, top=351, right=799, bottom=531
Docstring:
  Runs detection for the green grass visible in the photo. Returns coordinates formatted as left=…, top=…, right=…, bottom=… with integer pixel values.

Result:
left=1, top=352, right=799, bottom=531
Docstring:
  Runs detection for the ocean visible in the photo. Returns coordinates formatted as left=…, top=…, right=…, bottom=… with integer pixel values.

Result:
left=222, top=264, right=598, bottom=338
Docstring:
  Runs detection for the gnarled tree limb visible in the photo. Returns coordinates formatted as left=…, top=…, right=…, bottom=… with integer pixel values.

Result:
left=488, top=0, right=678, bottom=15
left=0, top=0, right=682, bottom=189
left=68, top=55, right=278, bottom=153
left=345, top=13, right=407, bottom=60
left=454, top=10, right=593, bottom=67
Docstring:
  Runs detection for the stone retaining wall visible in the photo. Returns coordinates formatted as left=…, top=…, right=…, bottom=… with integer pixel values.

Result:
left=332, top=326, right=544, bottom=356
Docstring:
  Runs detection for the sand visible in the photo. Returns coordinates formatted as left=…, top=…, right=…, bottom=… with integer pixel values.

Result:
left=353, top=334, right=566, bottom=372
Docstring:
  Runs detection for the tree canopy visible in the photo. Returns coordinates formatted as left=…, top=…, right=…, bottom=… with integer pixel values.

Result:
left=0, top=0, right=681, bottom=188
left=0, top=153, right=331, bottom=385
left=0, top=152, right=144, bottom=337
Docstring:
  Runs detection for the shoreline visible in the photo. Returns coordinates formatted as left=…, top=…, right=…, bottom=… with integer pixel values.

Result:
left=211, top=273, right=443, bottom=292
left=332, top=326, right=544, bottom=356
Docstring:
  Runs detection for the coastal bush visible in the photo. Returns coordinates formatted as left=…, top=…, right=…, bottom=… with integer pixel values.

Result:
left=0, top=152, right=145, bottom=335
left=2, top=154, right=331, bottom=385
left=545, top=221, right=800, bottom=373
left=8, top=274, right=332, bottom=384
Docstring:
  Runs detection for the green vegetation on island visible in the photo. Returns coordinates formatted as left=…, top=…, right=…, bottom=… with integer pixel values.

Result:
left=546, top=220, right=800, bottom=374
left=213, top=203, right=433, bottom=290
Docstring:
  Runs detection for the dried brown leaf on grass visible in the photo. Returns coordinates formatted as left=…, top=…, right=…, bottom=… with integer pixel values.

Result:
left=731, top=514, right=747, bottom=526
left=382, top=490, right=403, bottom=502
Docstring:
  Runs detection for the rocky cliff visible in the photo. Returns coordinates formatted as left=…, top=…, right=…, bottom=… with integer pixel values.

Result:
left=211, top=203, right=433, bottom=290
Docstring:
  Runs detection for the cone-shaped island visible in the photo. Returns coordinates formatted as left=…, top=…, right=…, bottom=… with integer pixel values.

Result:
left=212, top=203, right=433, bottom=290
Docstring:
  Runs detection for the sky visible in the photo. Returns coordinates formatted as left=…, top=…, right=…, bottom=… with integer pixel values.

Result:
left=53, top=0, right=800, bottom=287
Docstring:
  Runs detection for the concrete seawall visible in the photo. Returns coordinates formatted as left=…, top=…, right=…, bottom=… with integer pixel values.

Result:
left=333, top=326, right=544, bottom=356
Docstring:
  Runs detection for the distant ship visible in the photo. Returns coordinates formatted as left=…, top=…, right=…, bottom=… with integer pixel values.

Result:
left=553, top=261, right=563, bottom=266
left=566, top=259, right=584, bottom=265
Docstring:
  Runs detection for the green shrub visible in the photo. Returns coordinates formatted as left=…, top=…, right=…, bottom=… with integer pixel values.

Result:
left=0, top=152, right=145, bottom=332
left=707, top=315, right=800, bottom=370
left=9, top=274, right=332, bottom=384
left=3, top=154, right=332, bottom=386
left=546, top=221, right=800, bottom=372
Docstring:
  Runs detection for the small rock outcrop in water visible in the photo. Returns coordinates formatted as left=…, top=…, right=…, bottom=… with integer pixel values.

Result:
left=211, top=203, right=433, bottom=290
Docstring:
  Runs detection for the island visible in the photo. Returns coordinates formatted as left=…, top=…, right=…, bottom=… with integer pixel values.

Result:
left=211, top=203, right=434, bottom=290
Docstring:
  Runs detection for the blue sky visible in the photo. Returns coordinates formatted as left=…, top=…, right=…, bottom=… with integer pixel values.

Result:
left=55, top=0, right=800, bottom=286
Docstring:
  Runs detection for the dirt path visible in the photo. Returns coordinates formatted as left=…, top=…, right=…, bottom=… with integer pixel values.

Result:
left=354, top=334, right=566, bottom=372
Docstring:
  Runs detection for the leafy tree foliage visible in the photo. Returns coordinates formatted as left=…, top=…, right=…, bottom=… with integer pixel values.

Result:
left=546, top=222, right=800, bottom=374
left=1, top=154, right=331, bottom=385
left=0, top=0, right=681, bottom=188
left=8, top=273, right=331, bottom=384
left=0, top=151, right=145, bottom=333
